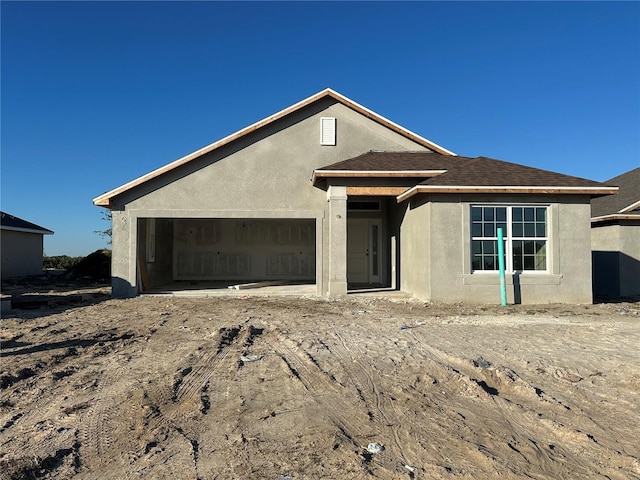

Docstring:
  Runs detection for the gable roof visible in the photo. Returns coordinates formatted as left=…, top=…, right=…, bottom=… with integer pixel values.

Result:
left=394, top=156, right=617, bottom=201
left=93, top=88, right=455, bottom=208
left=591, top=167, right=640, bottom=222
left=0, top=211, right=54, bottom=235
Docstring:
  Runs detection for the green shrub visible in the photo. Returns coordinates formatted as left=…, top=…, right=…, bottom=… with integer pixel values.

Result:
left=43, top=255, right=83, bottom=271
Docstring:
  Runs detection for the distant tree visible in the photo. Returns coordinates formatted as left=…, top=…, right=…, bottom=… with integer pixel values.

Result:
left=43, top=255, right=83, bottom=270
left=94, top=209, right=112, bottom=245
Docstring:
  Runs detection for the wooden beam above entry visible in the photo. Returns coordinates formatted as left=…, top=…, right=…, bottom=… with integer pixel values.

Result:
left=346, top=186, right=409, bottom=196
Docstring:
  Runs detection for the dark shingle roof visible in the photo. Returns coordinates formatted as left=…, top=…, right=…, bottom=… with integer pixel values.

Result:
left=316, top=151, right=609, bottom=191
left=0, top=211, right=53, bottom=234
left=591, top=167, right=640, bottom=217
left=420, top=157, right=606, bottom=187
left=317, top=151, right=471, bottom=171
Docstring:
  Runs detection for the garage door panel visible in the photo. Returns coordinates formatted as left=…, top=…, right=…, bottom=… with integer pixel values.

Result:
left=174, top=219, right=315, bottom=281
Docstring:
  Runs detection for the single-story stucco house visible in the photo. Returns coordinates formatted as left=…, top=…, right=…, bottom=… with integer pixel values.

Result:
left=591, top=167, right=640, bottom=299
left=93, top=89, right=617, bottom=304
left=1, top=211, right=54, bottom=279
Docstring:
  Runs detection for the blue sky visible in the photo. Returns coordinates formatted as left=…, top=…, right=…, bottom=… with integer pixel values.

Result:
left=2, top=1, right=639, bottom=256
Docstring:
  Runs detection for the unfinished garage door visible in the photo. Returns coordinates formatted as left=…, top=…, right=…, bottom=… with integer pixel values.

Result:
left=173, top=219, right=315, bottom=281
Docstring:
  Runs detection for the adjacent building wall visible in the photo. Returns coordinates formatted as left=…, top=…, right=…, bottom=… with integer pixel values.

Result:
left=1, top=230, right=45, bottom=278
left=618, top=220, right=640, bottom=297
left=107, top=98, right=429, bottom=297
left=592, top=220, right=640, bottom=298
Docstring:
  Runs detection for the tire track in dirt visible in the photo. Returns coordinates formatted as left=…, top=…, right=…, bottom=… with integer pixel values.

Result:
left=406, top=327, right=585, bottom=477
left=313, top=323, right=499, bottom=477
left=170, top=323, right=264, bottom=407
left=269, top=328, right=409, bottom=477
left=329, top=328, right=411, bottom=470
left=1, top=335, right=133, bottom=476
left=267, top=318, right=465, bottom=476
left=405, top=325, right=640, bottom=479
left=173, top=325, right=241, bottom=404
left=75, top=354, right=137, bottom=477
left=65, top=324, right=164, bottom=476
left=324, top=322, right=575, bottom=477
left=120, top=323, right=261, bottom=478
left=272, top=336, right=366, bottom=444
left=328, top=325, right=476, bottom=476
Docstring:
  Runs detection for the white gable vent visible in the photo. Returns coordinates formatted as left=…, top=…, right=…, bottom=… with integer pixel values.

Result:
left=320, top=117, right=336, bottom=145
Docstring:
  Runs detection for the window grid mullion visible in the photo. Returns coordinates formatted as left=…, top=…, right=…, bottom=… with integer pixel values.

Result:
left=506, top=207, right=513, bottom=273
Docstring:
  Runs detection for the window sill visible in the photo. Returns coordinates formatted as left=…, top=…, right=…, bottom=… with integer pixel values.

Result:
left=462, top=273, right=563, bottom=286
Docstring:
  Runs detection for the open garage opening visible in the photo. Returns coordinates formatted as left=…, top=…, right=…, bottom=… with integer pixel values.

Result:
left=136, top=218, right=317, bottom=294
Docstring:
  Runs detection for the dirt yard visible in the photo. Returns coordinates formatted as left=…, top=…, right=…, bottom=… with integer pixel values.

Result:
left=1, top=282, right=639, bottom=479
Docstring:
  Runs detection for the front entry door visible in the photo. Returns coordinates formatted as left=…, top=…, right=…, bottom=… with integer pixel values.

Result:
left=347, top=219, right=381, bottom=285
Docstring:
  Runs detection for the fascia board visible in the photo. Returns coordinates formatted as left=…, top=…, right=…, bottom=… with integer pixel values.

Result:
left=591, top=213, right=640, bottom=223
left=311, top=169, right=446, bottom=183
left=1, top=225, right=54, bottom=235
left=397, top=185, right=619, bottom=203
left=620, top=199, right=640, bottom=213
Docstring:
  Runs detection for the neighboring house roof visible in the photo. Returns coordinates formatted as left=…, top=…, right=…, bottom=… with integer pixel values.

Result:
left=591, top=167, right=640, bottom=222
left=93, top=88, right=455, bottom=208
left=0, top=211, right=54, bottom=235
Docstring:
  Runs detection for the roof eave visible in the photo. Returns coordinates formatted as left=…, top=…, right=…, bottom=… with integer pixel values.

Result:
left=1, top=225, right=54, bottom=235
left=397, top=185, right=619, bottom=203
left=311, top=169, right=446, bottom=184
left=620, top=199, right=640, bottom=213
left=591, top=213, right=640, bottom=223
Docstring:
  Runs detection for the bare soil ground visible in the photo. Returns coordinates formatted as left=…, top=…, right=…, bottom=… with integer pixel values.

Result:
left=1, top=281, right=639, bottom=479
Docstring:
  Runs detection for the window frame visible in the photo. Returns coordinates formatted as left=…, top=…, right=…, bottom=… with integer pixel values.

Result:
left=470, top=205, right=549, bottom=274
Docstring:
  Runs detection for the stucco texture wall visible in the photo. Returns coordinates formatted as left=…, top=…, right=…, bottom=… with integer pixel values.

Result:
left=399, top=195, right=594, bottom=304
left=107, top=98, right=428, bottom=297
left=399, top=199, right=431, bottom=299
left=1, top=230, right=45, bottom=278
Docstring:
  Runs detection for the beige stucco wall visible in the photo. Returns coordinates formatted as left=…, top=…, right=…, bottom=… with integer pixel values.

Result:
left=592, top=220, right=640, bottom=297
left=399, top=194, right=594, bottom=304
left=1, top=230, right=45, bottom=278
left=399, top=198, right=431, bottom=299
left=108, top=98, right=429, bottom=297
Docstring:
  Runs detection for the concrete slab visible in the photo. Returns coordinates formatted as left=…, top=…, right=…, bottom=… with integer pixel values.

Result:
left=144, top=282, right=412, bottom=300
left=145, top=282, right=318, bottom=298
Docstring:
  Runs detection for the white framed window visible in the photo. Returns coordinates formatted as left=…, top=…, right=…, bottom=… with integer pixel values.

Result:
left=471, top=205, right=548, bottom=273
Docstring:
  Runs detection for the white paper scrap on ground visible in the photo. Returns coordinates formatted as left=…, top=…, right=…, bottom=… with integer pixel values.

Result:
left=366, top=442, right=385, bottom=454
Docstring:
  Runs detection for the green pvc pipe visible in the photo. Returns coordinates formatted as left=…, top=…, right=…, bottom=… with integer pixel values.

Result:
left=497, top=227, right=507, bottom=306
